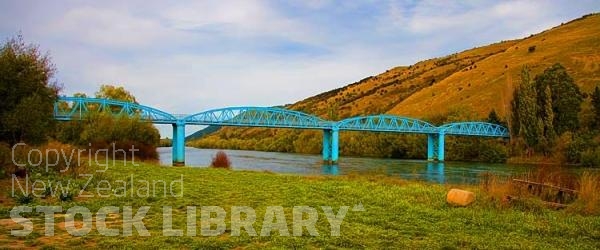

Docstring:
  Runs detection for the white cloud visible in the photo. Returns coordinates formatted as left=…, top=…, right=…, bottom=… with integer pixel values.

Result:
left=47, top=6, right=176, bottom=49
left=381, top=0, right=574, bottom=38
left=161, top=0, right=311, bottom=42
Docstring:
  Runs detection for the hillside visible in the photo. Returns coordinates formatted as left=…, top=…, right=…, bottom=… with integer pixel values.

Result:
left=188, top=13, right=600, bottom=157
left=289, top=13, right=600, bottom=120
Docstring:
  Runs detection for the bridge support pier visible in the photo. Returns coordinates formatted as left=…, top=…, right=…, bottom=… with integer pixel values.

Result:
left=322, top=128, right=339, bottom=163
left=427, top=133, right=445, bottom=162
left=172, top=120, right=186, bottom=166
left=427, top=134, right=436, bottom=161
left=437, top=132, right=445, bottom=161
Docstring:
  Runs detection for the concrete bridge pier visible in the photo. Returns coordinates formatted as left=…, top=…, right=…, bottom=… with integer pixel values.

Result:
left=322, top=128, right=339, bottom=164
left=172, top=120, right=186, bottom=166
left=427, top=132, right=445, bottom=162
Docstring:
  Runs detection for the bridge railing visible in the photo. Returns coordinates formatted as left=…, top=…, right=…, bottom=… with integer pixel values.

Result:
left=54, top=96, right=177, bottom=124
left=438, top=122, right=510, bottom=137
left=183, top=107, right=329, bottom=129
left=335, top=115, right=439, bottom=134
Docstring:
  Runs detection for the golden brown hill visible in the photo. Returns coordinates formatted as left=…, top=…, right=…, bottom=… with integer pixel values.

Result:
left=289, top=13, right=600, bottom=120
left=189, top=13, right=600, bottom=154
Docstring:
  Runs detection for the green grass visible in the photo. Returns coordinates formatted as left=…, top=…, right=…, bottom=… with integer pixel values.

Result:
left=1, top=161, right=600, bottom=249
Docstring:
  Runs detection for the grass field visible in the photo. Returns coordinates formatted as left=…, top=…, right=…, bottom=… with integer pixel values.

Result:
left=1, top=161, right=599, bottom=249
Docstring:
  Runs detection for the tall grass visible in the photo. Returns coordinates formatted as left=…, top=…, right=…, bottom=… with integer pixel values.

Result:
left=569, top=171, right=600, bottom=215
left=480, top=166, right=600, bottom=215
left=479, top=172, right=513, bottom=203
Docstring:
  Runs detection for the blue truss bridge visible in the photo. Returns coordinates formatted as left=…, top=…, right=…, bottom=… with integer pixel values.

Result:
left=54, top=96, right=510, bottom=166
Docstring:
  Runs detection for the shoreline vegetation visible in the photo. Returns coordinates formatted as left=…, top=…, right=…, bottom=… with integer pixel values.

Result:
left=1, top=159, right=599, bottom=249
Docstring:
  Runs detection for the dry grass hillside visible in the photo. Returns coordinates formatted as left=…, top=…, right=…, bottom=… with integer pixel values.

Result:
left=189, top=13, right=600, bottom=148
left=289, top=13, right=600, bottom=120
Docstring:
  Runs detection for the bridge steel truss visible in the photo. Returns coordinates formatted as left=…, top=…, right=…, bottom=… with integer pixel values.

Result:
left=54, top=96, right=510, bottom=166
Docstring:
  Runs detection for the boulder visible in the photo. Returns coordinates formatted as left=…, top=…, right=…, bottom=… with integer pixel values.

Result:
left=447, top=188, right=476, bottom=206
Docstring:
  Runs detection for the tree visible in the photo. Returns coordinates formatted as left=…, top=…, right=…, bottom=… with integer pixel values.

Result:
left=486, top=109, right=502, bottom=125
left=539, top=85, right=556, bottom=151
left=73, top=92, right=87, bottom=98
left=534, top=63, right=582, bottom=134
left=0, top=35, right=59, bottom=145
left=95, top=84, right=137, bottom=103
left=510, top=88, right=521, bottom=137
left=592, top=86, right=600, bottom=129
left=487, top=109, right=508, bottom=129
left=57, top=85, right=160, bottom=159
left=513, top=66, right=544, bottom=152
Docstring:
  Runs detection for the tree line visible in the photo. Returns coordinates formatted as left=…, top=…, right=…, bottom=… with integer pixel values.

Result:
left=510, top=63, right=600, bottom=166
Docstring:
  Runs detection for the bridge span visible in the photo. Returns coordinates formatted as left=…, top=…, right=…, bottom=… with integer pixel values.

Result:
left=54, top=96, right=509, bottom=166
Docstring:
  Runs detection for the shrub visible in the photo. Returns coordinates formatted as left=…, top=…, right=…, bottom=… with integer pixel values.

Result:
left=480, top=142, right=508, bottom=163
left=580, top=147, right=600, bottom=167
left=59, top=192, right=74, bottom=202
left=16, top=194, right=34, bottom=204
left=210, top=151, right=231, bottom=169
left=528, top=45, right=536, bottom=52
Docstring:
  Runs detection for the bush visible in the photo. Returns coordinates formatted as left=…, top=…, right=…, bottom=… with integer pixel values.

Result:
left=210, top=151, right=231, bottom=169
left=16, top=194, right=34, bottom=204
left=0, top=35, right=59, bottom=146
left=59, top=192, right=74, bottom=202
left=580, top=147, right=600, bottom=167
left=57, top=112, right=160, bottom=161
left=479, top=141, right=508, bottom=163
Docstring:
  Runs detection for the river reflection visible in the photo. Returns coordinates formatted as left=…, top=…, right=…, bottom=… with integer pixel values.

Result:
left=321, top=164, right=339, bottom=175
left=158, top=147, right=529, bottom=185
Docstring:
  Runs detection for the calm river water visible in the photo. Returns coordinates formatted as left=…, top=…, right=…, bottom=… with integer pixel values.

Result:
left=158, top=147, right=532, bottom=184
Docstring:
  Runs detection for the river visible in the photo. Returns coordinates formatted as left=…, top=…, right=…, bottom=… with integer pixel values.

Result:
left=158, top=147, right=534, bottom=184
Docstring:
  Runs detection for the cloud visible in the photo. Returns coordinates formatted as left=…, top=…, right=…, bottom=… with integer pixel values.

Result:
left=161, top=0, right=312, bottom=43
left=48, top=6, right=173, bottom=49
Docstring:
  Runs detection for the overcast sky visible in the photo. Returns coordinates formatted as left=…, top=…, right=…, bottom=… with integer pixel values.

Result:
left=1, top=1, right=599, bottom=137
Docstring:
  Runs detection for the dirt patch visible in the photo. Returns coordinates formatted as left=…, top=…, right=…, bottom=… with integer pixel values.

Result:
left=0, top=218, right=32, bottom=231
left=0, top=234, right=31, bottom=249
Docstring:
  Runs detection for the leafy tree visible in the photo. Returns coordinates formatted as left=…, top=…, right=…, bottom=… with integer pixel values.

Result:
left=539, top=85, right=556, bottom=151
left=57, top=85, right=160, bottom=159
left=0, top=35, right=59, bottom=145
left=534, top=63, right=582, bottom=134
left=592, top=86, right=600, bottom=129
left=95, top=84, right=137, bottom=103
left=486, top=109, right=507, bottom=127
left=510, top=88, right=521, bottom=137
left=73, top=92, right=87, bottom=98
left=511, top=64, right=585, bottom=158
left=514, top=66, right=544, bottom=151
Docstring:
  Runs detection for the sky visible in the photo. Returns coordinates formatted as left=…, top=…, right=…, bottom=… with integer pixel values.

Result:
left=1, top=0, right=599, bottom=137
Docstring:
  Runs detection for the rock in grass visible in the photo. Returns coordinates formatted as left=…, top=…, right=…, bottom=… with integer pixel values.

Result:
left=447, top=189, right=475, bottom=206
